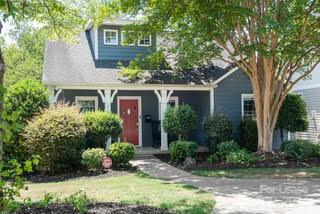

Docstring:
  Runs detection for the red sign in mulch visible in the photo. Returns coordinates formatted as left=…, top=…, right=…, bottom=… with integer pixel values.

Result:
left=102, top=156, right=112, bottom=172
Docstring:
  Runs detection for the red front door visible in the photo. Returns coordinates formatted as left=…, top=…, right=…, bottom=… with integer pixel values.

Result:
left=119, top=99, right=139, bottom=145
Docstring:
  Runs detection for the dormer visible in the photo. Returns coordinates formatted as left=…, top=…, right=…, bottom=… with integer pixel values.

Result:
left=86, top=18, right=156, bottom=62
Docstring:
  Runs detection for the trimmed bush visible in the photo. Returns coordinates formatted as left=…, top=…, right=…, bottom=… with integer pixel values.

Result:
left=84, top=111, right=122, bottom=148
left=239, top=117, right=258, bottom=152
left=163, top=104, right=197, bottom=140
left=226, top=149, right=256, bottom=164
left=203, top=114, right=233, bottom=152
left=206, top=154, right=219, bottom=164
left=281, top=140, right=318, bottom=160
left=81, top=148, right=106, bottom=170
left=169, top=141, right=198, bottom=164
left=108, top=142, right=135, bottom=166
left=216, top=141, right=240, bottom=160
left=23, top=105, right=87, bottom=172
left=4, top=79, right=49, bottom=123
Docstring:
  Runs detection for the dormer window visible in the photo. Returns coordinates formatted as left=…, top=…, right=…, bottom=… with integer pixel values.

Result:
left=104, top=29, right=118, bottom=45
left=138, top=35, right=152, bottom=46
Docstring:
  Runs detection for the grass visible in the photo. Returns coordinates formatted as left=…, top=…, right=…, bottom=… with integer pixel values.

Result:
left=21, top=172, right=214, bottom=214
left=191, top=167, right=320, bottom=179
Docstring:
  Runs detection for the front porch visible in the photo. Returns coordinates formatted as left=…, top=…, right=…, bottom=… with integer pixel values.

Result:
left=49, top=84, right=215, bottom=150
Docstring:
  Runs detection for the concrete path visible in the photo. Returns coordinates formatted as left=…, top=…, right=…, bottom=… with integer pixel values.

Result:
left=131, top=155, right=320, bottom=214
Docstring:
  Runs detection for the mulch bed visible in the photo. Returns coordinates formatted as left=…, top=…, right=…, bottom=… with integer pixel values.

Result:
left=25, top=167, right=137, bottom=183
left=155, top=152, right=320, bottom=171
left=14, top=203, right=171, bottom=214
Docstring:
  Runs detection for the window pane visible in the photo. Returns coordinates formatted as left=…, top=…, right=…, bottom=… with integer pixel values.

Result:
left=243, top=98, right=255, bottom=117
left=78, top=100, right=96, bottom=112
left=139, top=35, right=151, bottom=45
left=105, top=31, right=117, bottom=44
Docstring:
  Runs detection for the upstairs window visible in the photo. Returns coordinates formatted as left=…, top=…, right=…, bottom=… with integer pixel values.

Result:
left=121, top=31, right=135, bottom=46
left=104, top=29, right=118, bottom=45
left=75, top=96, right=98, bottom=112
left=138, top=35, right=152, bottom=46
left=241, top=94, right=255, bottom=117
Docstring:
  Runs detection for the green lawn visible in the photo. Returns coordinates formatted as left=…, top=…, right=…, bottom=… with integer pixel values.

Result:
left=21, top=172, right=214, bottom=214
left=191, top=167, right=320, bottom=179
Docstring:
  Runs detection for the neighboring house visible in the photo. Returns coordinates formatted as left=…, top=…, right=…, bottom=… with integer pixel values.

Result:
left=291, top=65, right=320, bottom=143
left=43, top=18, right=280, bottom=150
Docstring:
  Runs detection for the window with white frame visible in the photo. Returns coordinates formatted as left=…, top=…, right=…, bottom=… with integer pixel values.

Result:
left=138, top=35, right=151, bottom=46
left=121, top=31, right=135, bottom=46
left=241, top=94, right=255, bottom=117
left=168, top=97, right=179, bottom=108
left=104, top=29, right=118, bottom=45
left=75, top=96, right=98, bottom=112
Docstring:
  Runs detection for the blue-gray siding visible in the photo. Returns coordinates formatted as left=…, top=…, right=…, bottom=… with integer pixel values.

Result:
left=96, top=25, right=156, bottom=61
left=294, top=87, right=320, bottom=113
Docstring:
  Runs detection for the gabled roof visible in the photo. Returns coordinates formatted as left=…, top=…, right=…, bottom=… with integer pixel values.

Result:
left=43, top=31, right=234, bottom=86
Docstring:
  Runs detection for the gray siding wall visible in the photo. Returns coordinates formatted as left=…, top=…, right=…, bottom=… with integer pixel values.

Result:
left=97, top=25, right=156, bottom=61
left=294, top=87, right=320, bottom=113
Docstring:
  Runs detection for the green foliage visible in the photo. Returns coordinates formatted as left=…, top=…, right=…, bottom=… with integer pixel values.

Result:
left=169, top=141, right=198, bottom=164
left=65, top=191, right=90, bottom=214
left=108, top=142, right=135, bottom=166
left=23, top=105, right=87, bottom=172
left=226, top=149, right=256, bottom=164
left=84, top=111, right=122, bottom=148
left=206, top=154, right=219, bottom=164
left=81, top=148, right=106, bottom=170
left=216, top=141, right=240, bottom=161
left=163, top=104, right=197, bottom=140
left=3, top=26, right=45, bottom=87
left=203, top=114, right=233, bottom=152
left=277, top=94, right=308, bottom=135
left=0, top=156, right=39, bottom=212
left=281, top=140, right=318, bottom=161
left=239, top=117, right=258, bottom=152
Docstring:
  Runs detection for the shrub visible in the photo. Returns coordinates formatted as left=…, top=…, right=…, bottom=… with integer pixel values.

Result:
left=203, top=114, right=233, bottom=152
left=216, top=141, right=240, bottom=160
left=107, top=142, right=135, bottom=166
left=206, top=154, right=219, bottom=164
left=163, top=104, right=197, bottom=140
left=23, top=105, right=87, bottom=172
left=81, top=148, right=106, bottom=170
left=226, top=149, right=256, bottom=164
left=239, top=117, right=258, bottom=152
left=277, top=94, right=308, bottom=140
left=169, top=141, right=198, bottom=164
left=281, top=140, right=318, bottom=160
left=84, top=111, right=122, bottom=148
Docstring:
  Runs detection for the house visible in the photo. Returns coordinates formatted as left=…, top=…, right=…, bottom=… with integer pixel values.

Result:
left=290, top=65, right=320, bottom=143
left=43, top=18, right=280, bottom=151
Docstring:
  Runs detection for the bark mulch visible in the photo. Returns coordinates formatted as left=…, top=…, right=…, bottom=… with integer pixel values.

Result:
left=14, top=203, right=171, bottom=214
left=155, top=152, right=320, bottom=171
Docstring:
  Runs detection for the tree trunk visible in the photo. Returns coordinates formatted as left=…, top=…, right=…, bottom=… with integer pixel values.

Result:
left=0, top=21, right=4, bottom=161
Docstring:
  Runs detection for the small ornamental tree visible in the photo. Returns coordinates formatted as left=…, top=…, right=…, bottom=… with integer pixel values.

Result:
left=163, top=104, right=197, bottom=140
left=277, top=94, right=308, bottom=141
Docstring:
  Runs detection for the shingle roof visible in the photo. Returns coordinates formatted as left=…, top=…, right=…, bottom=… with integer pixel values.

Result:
left=43, top=32, right=232, bottom=86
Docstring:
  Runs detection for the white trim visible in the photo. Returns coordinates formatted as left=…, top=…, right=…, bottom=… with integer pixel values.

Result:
left=213, top=66, right=239, bottom=85
left=168, top=96, right=179, bottom=107
left=138, top=35, right=152, bottom=46
left=103, top=29, right=119, bottom=45
left=241, top=94, right=254, bottom=117
left=75, top=96, right=99, bottom=111
left=121, top=30, right=135, bottom=46
left=210, top=88, right=214, bottom=114
left=49, top=84, right=214, bottom=91
left=117, top=96, right=142, bottom=147
left=94, top=28, right=98, bottom=59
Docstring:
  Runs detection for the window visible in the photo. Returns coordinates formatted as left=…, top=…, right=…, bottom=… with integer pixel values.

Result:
left=138, top=35, right=152, bottom=46
left=121, top=31, right=135, bottom=46
left=75, top=96, right=98, bottom=112
left=168, top=97, right=179, bottom=108
left=241, top=94, right=255, bottom=117
left=104, top=29, right=118, bottom=45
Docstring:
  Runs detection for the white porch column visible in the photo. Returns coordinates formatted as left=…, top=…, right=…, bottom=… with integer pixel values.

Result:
left=210, top=87, right=215, bottom=114
left=98, top=89, right=118, bottom=150
left=49, top=86, right=62, bottom=108
left=154, top=89, right=173, bottom=151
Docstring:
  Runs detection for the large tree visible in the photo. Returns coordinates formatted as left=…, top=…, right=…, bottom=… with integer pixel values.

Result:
left=100, top=0, right=320, bottom=152
left=0, top=0, right=86, bottom=160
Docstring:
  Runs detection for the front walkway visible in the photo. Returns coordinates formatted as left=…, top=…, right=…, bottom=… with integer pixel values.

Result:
left=131, top=155, right=320, bottom=214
